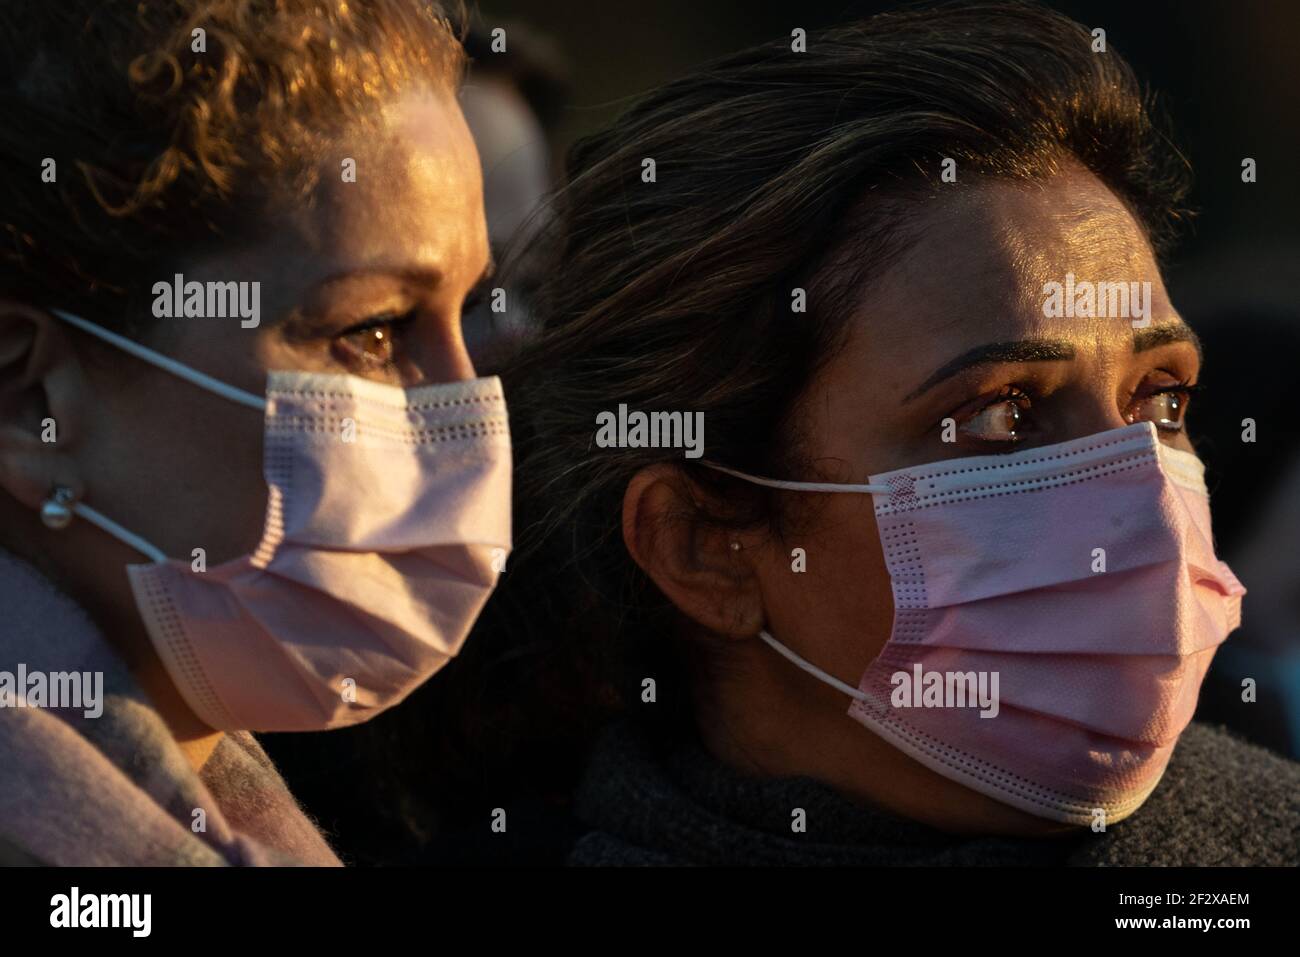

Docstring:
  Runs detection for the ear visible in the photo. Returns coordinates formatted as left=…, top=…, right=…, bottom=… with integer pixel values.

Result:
left=622, top=463, right=765, bottom=639
left=0, top=301, right=88, bottom=509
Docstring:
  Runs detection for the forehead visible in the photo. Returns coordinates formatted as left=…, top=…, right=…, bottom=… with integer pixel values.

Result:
left=281, top=88, right=488, bottom=279
left=870, top=166, right=1172, bottom=350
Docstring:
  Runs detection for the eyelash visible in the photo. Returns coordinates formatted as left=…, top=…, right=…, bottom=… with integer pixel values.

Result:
left=337, top=309, right=417, bottom=368
left=348, top=308, right=417, bottom=333
left=340, top=287, right=486, bottom=342
left=958, top=378, right=1202, bottom=446
left=334, top=286, right=487, bottom=371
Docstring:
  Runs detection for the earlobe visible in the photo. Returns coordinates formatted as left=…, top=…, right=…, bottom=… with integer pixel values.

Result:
left=0, top=302, right=87, bottom=510
left=622, top=464, right=765, bottom=639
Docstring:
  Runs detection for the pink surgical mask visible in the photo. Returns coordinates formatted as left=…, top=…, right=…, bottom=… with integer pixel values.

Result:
left=707, top=422, right=1244, bottom=825
left=49, top=309, right=511, bottom=732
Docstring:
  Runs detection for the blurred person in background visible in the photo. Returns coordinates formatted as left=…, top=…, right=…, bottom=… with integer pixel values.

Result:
left=458, top=16, right=569, bottom=369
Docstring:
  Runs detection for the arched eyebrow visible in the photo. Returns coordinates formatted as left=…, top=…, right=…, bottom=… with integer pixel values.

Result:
left=902, top=321, right=1203, bottom=403
left=1133, top=321, right=1202, bottom=360
left=903, top=338, right=1075, bottom=402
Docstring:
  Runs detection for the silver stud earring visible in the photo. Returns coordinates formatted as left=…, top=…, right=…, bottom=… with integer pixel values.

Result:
left=730, top=541, right=741, bottom=551
left=40, top=486, right=76, bottom=530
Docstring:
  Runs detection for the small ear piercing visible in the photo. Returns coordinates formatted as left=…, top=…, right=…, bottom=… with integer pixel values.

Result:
left=730, top=541, right=741, bottom=551
left=40, top=486, right=76, bottom=530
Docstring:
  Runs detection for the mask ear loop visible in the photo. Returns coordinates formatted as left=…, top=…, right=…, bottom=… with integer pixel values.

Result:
left=699, top=461, right=889, bottom=495
left=39, top=485, right=169, bottom=563
left=50, top=309, right=267, bottom=412
left=44, top=308, right=269, bottom=562
left=698, top=460, right=888, bottom=702
left=758, top=629, right=871, bottom=703
left=71, top=501, right=168, bottom=563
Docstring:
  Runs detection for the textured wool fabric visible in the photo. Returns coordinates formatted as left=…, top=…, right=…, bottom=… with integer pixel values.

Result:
left=570, top=719, right=1300, bottom=866
left=0, top=549, right=342, bottom=866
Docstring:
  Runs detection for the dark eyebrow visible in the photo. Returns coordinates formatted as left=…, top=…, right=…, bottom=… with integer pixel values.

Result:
left=1134, top=321, right=1202, bottom=362
left=903, top=338, right=1076, bottom=402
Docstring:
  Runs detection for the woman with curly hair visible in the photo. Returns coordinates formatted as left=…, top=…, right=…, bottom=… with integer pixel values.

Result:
left=0, top=1, right=506, bottom=865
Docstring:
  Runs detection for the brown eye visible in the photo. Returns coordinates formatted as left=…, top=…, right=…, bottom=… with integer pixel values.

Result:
left=333, top=313, right=411, bottom=370
left=1128, top=387, right=1194, bottom=432
left=959, top=388, right=1032, bottom=443
left=350, top=326, right=394, bottom=362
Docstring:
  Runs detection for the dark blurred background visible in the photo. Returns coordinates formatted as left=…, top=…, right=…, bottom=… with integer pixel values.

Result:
left=487, top=0, right=1299, bottom=287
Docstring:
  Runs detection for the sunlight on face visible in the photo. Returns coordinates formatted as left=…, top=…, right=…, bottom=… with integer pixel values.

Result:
left=738, top=164, right=1202, bottom=833
left=78, top=88, right=492, bottom=571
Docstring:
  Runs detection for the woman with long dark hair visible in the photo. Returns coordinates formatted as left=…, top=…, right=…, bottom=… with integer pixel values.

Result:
left=489, top=1, right=1298, bottom=865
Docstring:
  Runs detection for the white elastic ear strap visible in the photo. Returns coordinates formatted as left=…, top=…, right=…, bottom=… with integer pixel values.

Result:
left=758, top=629, right=870, bottom=703
left=71, top=503, right=168, bottom=564
left=49, top=307, right=265, bottom=562
left=50, top=309, right=267, bottom=411
left=701, top=461, right=889, bottom=494
left=704, top=461, right=885, bottom=700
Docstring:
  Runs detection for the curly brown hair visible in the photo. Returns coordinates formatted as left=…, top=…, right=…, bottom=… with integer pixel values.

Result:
left=0, top=0, right=465, bottom=335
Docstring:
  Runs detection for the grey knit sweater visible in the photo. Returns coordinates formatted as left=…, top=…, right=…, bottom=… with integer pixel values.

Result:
left=570, top=720, right=1300, bottom=866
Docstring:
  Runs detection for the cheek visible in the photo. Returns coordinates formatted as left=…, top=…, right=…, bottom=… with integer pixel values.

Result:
left=760, top=499, right=896, bottom=684
left=93, top=373, right=270, bottom=564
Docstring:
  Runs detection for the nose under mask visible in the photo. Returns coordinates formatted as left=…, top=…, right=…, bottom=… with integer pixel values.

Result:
left=48, top=308, right=512, bottom=732
left=707, top=421, right=1245, bottom=826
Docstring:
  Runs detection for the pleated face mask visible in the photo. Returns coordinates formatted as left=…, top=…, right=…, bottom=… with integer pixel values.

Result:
left=49, top=309, right=512, bottom=732
left=706, top=421, right=1245, bottom=826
